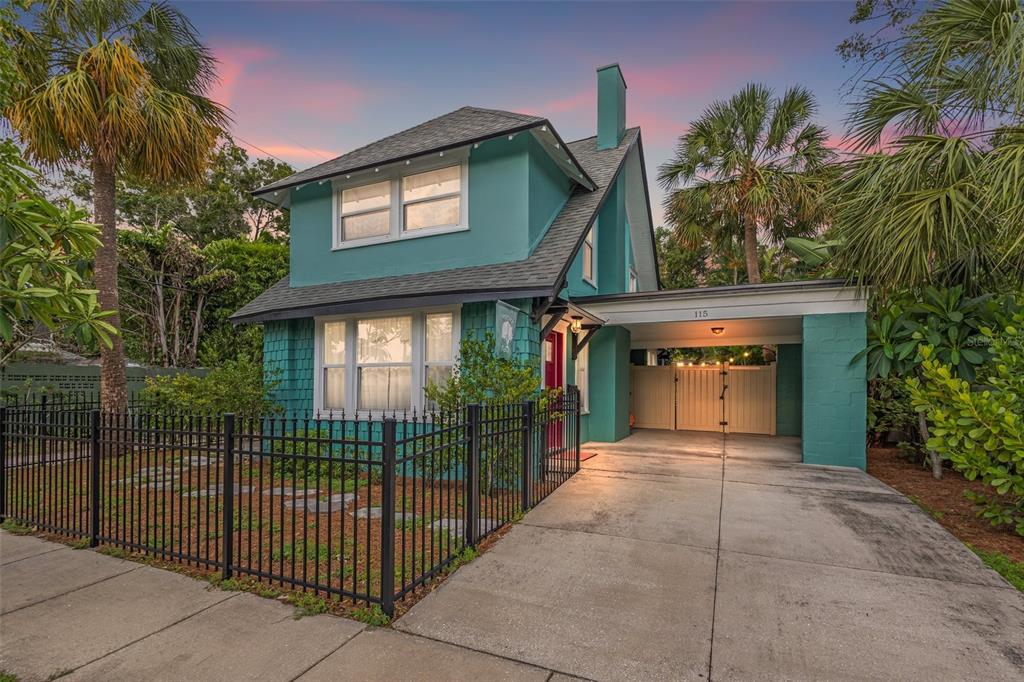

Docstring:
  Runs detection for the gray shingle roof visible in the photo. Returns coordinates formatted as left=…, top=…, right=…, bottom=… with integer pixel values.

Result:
left=257, top=107, right=549, bottom=195
left=232, top=128, right=639, bottom=324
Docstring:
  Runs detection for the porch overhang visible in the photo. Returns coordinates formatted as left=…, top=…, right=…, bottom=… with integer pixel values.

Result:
left=572, top=279, right=867, bottom=348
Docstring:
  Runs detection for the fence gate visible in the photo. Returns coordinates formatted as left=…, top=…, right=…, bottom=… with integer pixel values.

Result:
left=630, top=366, right=675, bottom=429
left=630, top=363, right=777, bottom=435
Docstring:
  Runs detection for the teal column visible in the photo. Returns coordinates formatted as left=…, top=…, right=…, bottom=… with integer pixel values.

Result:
left=775, top=344, right=802, bottom=437
left=801, top=313, right=867, bottom=469
left=586, top=326, right=631, bottom=442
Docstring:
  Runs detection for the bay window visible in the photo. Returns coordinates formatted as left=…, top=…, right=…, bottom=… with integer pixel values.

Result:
left=333, top=151, right=468, bottom=248
left=316, top=308, right=459, bottom=414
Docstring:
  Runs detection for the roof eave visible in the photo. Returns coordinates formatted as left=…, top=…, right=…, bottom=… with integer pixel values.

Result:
left=252, top=119, right=596, bottom=200
left=231, top=285, right=556, bottom=325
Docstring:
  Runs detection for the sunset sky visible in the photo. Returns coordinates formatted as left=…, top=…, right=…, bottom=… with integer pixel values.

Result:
left=177, top=1, right=864, bottom=224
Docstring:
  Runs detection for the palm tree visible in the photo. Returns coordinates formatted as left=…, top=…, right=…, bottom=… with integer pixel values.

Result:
left=831, top=0, right=1024, bottom=294
left=659, top=84, right=833, bottom=284
left=6, top=0, right=228, bottom=410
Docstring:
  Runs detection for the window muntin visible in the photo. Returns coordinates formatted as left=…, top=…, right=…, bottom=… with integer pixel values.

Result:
left=575, top=345, right=590, bottom=414
left=339, top=180, right=390, bottom=242
left=357, top=317, right=412, bottom=411
left=424, top=312, right=454, bottom=389
left=322, top=321, right=346, bottom=409
left=583, top=227, right=595, bottom=284
left=332, top=155, right=467, bottom=249
left=316, top=310, right=458, bottom=414
left=402, top=165, right=461, bottom=232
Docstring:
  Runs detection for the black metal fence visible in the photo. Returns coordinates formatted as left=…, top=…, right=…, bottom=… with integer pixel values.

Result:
left=0, top=387, right=581, bottom=615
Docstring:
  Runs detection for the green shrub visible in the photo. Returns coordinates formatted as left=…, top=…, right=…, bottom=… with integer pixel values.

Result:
left=425, top=334, right=561, bottom=494
left=139, top=357, right=280, bottom=416
left=908, top=315, right=1024, bottom=536
left=868, top=376, right=918, bottom=444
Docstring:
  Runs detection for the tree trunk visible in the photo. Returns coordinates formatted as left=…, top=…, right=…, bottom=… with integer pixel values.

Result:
left=190, top=294, right=205, bottom=365
left=92, top=158, right=129, bottom=412
left=742, top=212, right=761, bottom=284
left=919, top=411, right=942, bottom=480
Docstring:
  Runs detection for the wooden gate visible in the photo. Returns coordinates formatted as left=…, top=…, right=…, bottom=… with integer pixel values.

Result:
left=630, top=366, right=675, bottom=429
left=723, top=365, right=776, bottom=435
left=675, top=365, right=725, bottom=432
left=630, top=363, right=777, bottom=435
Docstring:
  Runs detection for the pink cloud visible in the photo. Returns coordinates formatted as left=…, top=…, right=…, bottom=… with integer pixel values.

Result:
left=209, top=42, right=277, bottom=111
left=237, top=140, right=340, bottom=166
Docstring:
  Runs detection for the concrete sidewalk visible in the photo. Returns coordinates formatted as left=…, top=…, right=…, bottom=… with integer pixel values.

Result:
left=0, top=532, right=550, bottom=682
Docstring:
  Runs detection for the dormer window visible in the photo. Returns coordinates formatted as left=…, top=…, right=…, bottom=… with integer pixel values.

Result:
left=403, top=165, right=461, bottom=231
left=339, top=180, right=391, bottom=241
left=333, top=150, right=469, bottom=249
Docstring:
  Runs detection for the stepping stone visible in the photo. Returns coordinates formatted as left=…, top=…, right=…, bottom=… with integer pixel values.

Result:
left=179, top=455, right=212, bottom=467
left=138, top=480, right=178, bottom=491
left=430, top=517, right=499, bottom=538
left=287, top=493, right=355, bottom=512
left=353, top=508, right=420, bottom=522
left=262, top=486, right=320, bottom=497
left=186, top=484, right=254, bottom=498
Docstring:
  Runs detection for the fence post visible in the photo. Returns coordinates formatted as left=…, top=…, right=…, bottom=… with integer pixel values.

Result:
left=40, top=393, right=48, bottom=445
left=0, top=407, right=7, bottom=523
left=221, top=413, right=235, bottom=581
left=574, top=387, right=581, bottom=472
left=89, top=409, right=101, bottom=547
left=521, top=400, right=534, bottom=513
left=465, top=404, right=481, bottom=548
left=380, top=418, right=397, bottom=617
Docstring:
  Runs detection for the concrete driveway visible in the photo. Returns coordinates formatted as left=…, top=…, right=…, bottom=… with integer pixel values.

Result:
left=397, top=429, right=1024, bottom=681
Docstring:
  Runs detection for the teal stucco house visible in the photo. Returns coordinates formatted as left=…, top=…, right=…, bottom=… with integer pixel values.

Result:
left=232, top=64, right=868, bottom=469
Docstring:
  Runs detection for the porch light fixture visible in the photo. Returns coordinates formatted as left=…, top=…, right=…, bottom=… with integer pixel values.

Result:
left=711, top=326, right=725, bottom=335
left=570, top=315, right=583, bottom=334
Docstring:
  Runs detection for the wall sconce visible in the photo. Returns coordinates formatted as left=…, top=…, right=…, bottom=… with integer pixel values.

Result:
left=570, top=316, right=583, bottom=334
left=711, top=326, right=725, bottom=335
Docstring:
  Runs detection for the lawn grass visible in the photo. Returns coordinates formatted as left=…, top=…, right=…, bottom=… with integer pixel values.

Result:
left=971, top=547, right=1024, bottom=592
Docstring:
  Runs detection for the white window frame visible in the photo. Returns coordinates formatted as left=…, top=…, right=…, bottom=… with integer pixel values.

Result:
left=628, top=267, right=638, bottom=293
left=332, top=149, right=469, bottom=250
left=313, top=306, right=461, bottom=416
left=582, top=226, right=596, bottom=287
left=574, top=344, right=590, bottom=414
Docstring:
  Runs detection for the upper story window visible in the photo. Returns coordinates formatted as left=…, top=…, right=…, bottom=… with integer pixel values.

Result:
left=628, top=268, right=638, bottom=292
left=582, top=226, right=596, bottom=285
left=340, top=181, right=391, bottom=241
left=403, top=166, right=461, bottom=231
left=333, top=151, right=469, bottom=249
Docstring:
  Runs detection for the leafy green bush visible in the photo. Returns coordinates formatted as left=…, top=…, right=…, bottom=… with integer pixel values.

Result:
left=139, top=357, right=280, bottom=416
left=908, top=316, right=1024, bottom=536
left=868, top=376, right=918, bottom=443
left=425, top=334, right=560, bottom=494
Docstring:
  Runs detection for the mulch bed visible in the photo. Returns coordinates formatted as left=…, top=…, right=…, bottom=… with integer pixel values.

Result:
left=868, top=446, right=1023, bottom=562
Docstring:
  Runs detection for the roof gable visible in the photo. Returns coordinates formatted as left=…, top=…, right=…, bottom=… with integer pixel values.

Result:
left=256, top=106, right=593, bottom=196
left=232, top=128, right=641, bottom=323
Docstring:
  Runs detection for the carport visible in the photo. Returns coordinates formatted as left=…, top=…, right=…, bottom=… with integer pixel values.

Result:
left=573, top=279, right=869, bottom=469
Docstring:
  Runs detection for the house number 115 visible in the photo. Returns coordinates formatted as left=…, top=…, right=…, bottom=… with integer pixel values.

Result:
left=694, top=309, right=710, bottom=319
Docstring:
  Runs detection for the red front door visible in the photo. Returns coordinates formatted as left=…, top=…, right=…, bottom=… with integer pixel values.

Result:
left=544, top=331, right=564, bottom=389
